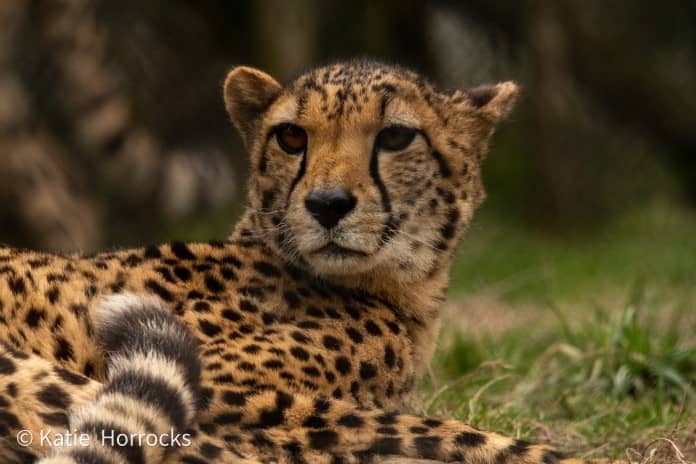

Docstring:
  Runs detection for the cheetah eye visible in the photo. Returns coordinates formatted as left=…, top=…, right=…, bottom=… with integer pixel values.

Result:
left=376, top=125, right=417, bottom=152
left=274, top=123, right=307, bottom=155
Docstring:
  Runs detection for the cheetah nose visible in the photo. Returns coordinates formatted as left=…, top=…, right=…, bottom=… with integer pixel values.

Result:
left=304, top=189, right=357, bottom=229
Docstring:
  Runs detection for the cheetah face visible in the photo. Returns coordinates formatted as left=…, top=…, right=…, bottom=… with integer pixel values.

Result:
left=224, top=61, right=517, bottom=279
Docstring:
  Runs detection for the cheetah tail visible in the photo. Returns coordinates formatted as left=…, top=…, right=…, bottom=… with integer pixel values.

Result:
left=38, top=294, right=202, bottom=464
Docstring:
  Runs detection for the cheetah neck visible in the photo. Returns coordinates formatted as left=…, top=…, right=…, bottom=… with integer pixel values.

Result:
left=231, top=210, right=454, bottom=374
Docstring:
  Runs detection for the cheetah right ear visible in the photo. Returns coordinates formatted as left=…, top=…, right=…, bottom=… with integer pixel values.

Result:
left=224, top=66, right=282, bottom=147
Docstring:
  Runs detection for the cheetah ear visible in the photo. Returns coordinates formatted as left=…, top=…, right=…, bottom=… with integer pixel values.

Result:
left=457, top=81, right=520, bottom=124
left=224, top=66, right=282, bottom=147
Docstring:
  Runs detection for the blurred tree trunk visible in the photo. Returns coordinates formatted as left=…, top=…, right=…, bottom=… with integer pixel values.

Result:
left=0, top=0, right=101, bottom=251
left=524, top=0, right=579, bottom=227
left=254, top=0, right=319, bottom=78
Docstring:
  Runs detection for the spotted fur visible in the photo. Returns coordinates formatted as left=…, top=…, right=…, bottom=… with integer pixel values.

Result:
left=0, top=60, right=622, bottom=464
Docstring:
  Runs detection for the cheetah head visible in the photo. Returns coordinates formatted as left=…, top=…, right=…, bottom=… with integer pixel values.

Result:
left=224, top=60, right=518, bottom=282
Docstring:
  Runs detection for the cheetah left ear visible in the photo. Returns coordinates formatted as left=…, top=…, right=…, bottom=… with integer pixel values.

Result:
left=456, top=81, right=520, bottom=124
left=466, top=81, right=519, bottom=123
left=224, top=66, right=283, bottom=147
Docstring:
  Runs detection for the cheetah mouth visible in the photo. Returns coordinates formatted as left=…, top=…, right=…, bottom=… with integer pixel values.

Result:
left=312, top=243, right=370, bottom=258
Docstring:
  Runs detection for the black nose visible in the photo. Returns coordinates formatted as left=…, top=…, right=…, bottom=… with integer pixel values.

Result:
left=304, top=189, right=357, bottom=229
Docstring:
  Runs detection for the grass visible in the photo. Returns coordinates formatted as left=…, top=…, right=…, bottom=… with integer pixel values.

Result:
left=424, top=199, right=696, bottom=462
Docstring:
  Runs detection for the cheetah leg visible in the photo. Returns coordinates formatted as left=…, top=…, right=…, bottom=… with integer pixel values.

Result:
left=0, top=343, right=101, bottom=464
left=202, top=389, right=623, bottom=464
left=36, top=295, right=202, bottom=464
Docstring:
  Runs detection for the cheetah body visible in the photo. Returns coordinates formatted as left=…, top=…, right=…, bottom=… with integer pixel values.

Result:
left=0, top=60, right=607, bottom=464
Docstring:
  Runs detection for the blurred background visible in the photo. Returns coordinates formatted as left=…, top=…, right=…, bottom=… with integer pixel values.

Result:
left=1, top=0, right=695, bottom=304
left=1, top=1, right=694, bottom=453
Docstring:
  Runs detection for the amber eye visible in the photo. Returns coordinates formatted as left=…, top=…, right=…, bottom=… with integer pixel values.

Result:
left=376, top=125, right=417, bottom=151
left=275, top=123, right=307, bottom=154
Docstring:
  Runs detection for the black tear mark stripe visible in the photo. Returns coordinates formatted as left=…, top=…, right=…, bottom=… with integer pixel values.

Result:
left=286, top=149, right=308, bottom=205
left=416, top=130, right=452, bottom=179
left=370, top=142, right=394, bottom=248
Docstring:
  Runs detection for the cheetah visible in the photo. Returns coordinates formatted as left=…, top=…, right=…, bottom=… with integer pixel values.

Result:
left=0, top=60, right=619, bottom=464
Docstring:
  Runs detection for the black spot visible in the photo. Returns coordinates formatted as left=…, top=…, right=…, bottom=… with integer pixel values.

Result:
left=364, top=320, right=382, bottom=335
left=213, top=374, right=235, bottom=384
left=220, top=266, right=237, bottom=280
left=384, top=345, right=396, bottom=368
left=24, top=308, right=46, bottom=328
left=54, top=337, right=74, bottom=361
left=171, top=242, right=196, bottom=260
left=205, top=275, right=225, bottom=293
left=237, top=362, right=255, bottom=372
left=239, top=299, right=259, bottom=313
left=242, top=344, right=261, bottom=354
left=543, top=450, right=566, bottom=464
left=384, top=321, right=401, bottom=335
left=198, top=320, right=222, bottom=337
left=222, top=254, right=243, bottom=268
left=345, top=327, right=363, bottom=343
left=284, top=291, right=300, bottom=309
left=308, top=430, right=339, bottom=450
left=302, top=416, right=327, bottom=428
left=37, top=384, right=71, bottom=409
left=336, top=413, right=363, bottom=428
left=376, top=412, right=398, bottom=425
left=46, top=288, right=60, bottom=304
left=313, top=397, right=330, bottom=413
left=455, top=432, right=487, bottom=447
left=251, top=431, right=274, bottom=448
left=145, top=279, right=173, bottom=302
left=187, top=290, right=204, bottom=300
left=322, top=335, right=341, bottom=351
left=222, top=309, right=243, bottom=322
left=193, top=301, right=211, bottom=312
left=290, top=346, right=310, bottom=361
left=298, top=320, right=321, bottom=330
left=334, top=356, right=351, bottom=374
left=291, top=331, right=311, bottom=344
left=306, top=306, right=325, bottom=318
left=254, top=391, right=294, bottom=428
left=377, top=427, right=398, bottom=435
left=199, top=442, right=222, bottom=459
left=8, top=277, right=25, bottom=295
left=414, top=436, right=441, bottom=460
left=0, top=355, right=16, bottom=374
left=423, top=419, right=442, bottom=428
left=410, top=426, right=429, bottom=434
left=359, top=362, right=377, bottom=380
left=509, top=440, right=532, bottom=455
left=54, top=367, right=89, bottom=385
left=144, top=245, right=162, bottom=258
left=173, top=266, right=192, bottom=282
left=214, top=412, right=243, bottom=424
left=325, top=307, right=341, bottom=319
left=302, top=366, right=321, bottom=377
left=263, top=359, right=284, bottom=370
left=253, top=261, right=281, bottom=277
left=38, top=411, right=68, bottom=427
left=365, top=437, right=402, bottom=455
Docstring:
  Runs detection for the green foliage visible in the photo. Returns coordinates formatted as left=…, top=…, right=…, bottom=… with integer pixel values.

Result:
left=426, top=293, right=694, bottom=458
